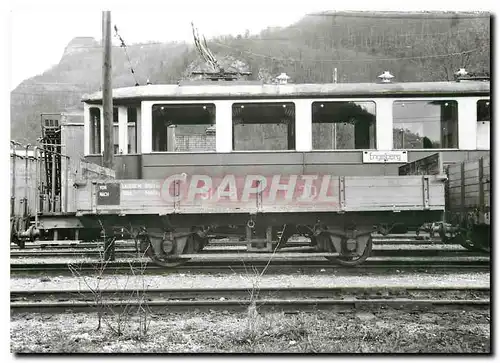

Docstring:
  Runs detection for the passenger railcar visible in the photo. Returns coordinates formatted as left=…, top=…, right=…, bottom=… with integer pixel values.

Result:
left=10, top=77, right=490, bottom=266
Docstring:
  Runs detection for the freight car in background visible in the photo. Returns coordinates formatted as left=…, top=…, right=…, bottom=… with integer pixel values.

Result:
left=10, top=75, right=490, bottom=266
left=443, top=155, right=490, bottom=252
left=10, top=112, right=107, bottom=246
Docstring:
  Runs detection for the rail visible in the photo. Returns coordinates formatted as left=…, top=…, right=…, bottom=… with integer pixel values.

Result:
left=9, top=256, right=490, bottom=275
left=10, top=286, right=490, bottom=314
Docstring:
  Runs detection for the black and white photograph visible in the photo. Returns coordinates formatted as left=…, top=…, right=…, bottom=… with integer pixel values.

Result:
left=6, top=0, right=491, bottom=354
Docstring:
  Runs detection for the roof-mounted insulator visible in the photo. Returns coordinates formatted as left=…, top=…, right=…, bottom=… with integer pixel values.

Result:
left=378, top=71, right=394, bottom=83
left=455, top=68, right=468, bottom=77
left=146, top=79, right=152, bottom=85
left=454, top=68, right=484, bottom=82
left=275, top=73, right=291, bottom=85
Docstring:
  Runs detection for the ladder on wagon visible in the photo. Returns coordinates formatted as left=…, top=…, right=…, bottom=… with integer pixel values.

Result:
left=40, top=113, right=62, bottom=212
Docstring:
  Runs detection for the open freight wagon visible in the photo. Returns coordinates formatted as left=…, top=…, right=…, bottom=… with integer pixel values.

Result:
left=67, top=152, right=448, bottom=267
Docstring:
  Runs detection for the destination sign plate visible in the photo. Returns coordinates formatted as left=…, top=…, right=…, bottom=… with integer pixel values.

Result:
left=362, top=150, right=408, bottom=163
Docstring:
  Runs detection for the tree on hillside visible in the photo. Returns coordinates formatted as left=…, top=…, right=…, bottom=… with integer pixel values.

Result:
left=408, top=18, right=490, bottom=80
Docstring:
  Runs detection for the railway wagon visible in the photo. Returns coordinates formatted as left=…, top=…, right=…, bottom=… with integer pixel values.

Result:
left=11, top=77, right=490, bottom=266
left=10, top=140, right=115, bottom=245
left=444, top=155, right=491, bottom=252
left=398, top=152, right=491, bottom=252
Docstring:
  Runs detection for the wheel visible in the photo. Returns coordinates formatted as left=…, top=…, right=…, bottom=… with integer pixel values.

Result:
left=469, top=225, right=490, bottom=253
left=460, top=239, right=482, bottom=252
left=326, top=235, right=373, bottom=267
left=138, top=234, right=190, bottom=268
left=10, top=218, right=21, bottom=247
left=449, top=227, right=490, bottom=254
left=152, top=258, right=189, bottom=268
left=450, top=234, right=482, bottom=252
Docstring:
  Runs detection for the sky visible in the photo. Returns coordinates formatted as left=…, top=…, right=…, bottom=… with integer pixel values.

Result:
left=5, top=0, right=496, bottom=90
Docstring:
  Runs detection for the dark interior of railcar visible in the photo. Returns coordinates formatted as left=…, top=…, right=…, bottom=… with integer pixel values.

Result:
left=232, top=102, right=296, bottom=151
left=312, top=101, right=376, bottom=150
left=152, top=104, right=215, bottom=152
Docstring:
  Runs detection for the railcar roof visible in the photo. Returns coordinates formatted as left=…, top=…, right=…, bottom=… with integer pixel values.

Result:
left=82, top=81, right=490, bottom=103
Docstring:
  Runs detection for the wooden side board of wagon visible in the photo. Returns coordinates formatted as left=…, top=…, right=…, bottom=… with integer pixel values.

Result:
left=74, top=173, right=446, bottom=216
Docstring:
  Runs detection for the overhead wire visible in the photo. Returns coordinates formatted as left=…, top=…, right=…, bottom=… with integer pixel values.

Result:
left=63, top=42, right=179, bottom=49
left=114, top=25, right=140, bottom=86
left=60, top=24, right=487, bottom=49
left=253, top=26, right=482, bottom=41
left=11, top=90, right=92, bottom=96
left=305, top=12, right=491, bottom=20
left=211, top=41, right=488, bottom=63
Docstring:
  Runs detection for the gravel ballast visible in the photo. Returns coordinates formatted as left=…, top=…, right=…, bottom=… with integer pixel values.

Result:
left=11, top=272, right=490, bottom=292
left=11, top=309, right=490, bottom=353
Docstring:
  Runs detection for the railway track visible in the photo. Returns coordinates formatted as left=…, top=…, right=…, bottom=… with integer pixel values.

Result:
left=10, top=235, right=489, bottom=275
left=10, top=235, right=486, bottom=260
left=9, top=234, right=441, bottom=250
left=9, top=245, right=484, bottom=259
left=10, top=256, right=490, bottom=275
left=10, top=286, right=490, bottom=314
left=10, top=247, right=485, bottom=258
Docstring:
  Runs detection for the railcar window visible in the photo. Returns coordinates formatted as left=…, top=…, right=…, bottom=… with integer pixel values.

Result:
left=311, top=101, right=376, bottom=150
left=232, top=102, right=295, bottom=151
left=476, top=99, right=490, bottom=150
left=107, top=107, right=121, bottom=154
left=152, top=104, right=215, bottom=152
left=393, top=100, right=458, bottom=149
left=89, top=107, right=101, bottom=154
left=113, top=123, right=119, bottom=154
left=127, top=107, right=137, bottom=153
left=111, top=107, right=119, bottom=154
left=477, top=100, right=490, bottom=121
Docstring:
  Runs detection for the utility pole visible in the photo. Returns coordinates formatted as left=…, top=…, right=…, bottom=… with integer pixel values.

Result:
left=102, top=11, right=115, bottom=261
left=102, top=11, right=114, bottom=170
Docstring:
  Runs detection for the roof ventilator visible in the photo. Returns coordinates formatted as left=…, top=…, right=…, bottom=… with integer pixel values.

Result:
left=378, top=71, right=394, bottom=83
left=275, top=73, right=291, bottom=85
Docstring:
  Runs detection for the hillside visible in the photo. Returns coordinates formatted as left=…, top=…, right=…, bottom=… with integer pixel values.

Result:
left=10, top=38, right=189, bottom=143
left=10, top=11, right=490, bottom=143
